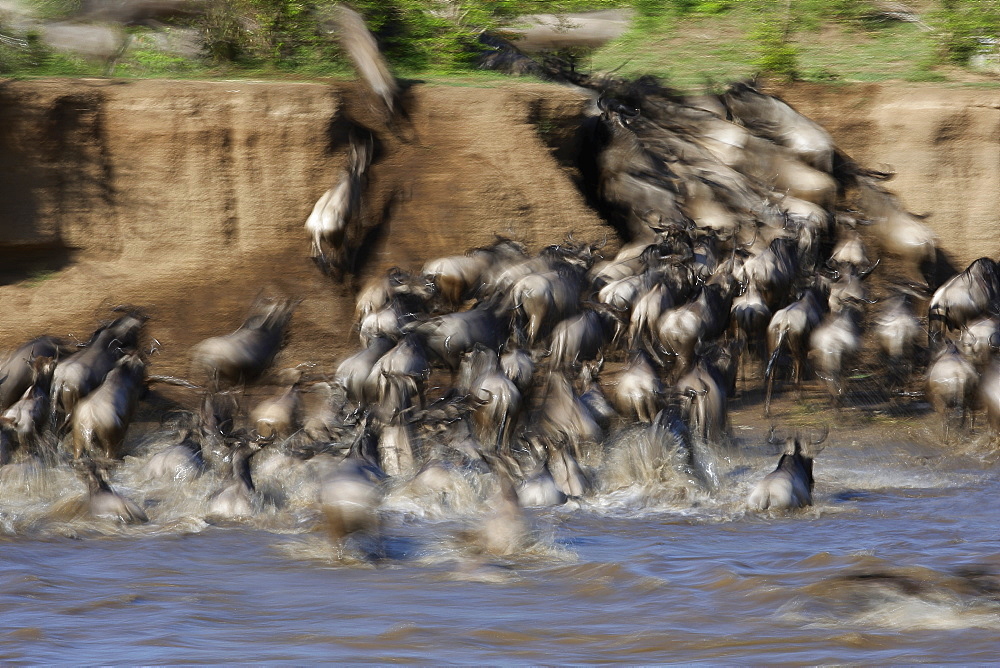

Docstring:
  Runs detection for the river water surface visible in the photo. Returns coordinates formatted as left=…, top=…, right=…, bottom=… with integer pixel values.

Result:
left=2, top=400, right=999, bottom=663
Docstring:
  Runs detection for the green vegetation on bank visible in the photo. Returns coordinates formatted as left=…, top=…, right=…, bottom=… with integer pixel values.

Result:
left=0, top=0, right=997, bottom=87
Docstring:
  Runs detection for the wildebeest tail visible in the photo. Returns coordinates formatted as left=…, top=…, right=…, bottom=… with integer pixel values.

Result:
left=765, top=327, right=786, bottom=383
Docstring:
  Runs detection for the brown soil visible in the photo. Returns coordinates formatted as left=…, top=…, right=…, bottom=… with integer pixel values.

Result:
left=0, top=77, right=998, bottom=386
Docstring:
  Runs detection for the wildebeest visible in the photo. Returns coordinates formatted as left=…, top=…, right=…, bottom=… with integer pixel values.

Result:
left=628, top=281, right=674, bottom=353
left=748, top=428, right=827, bottom=511
left=410, top=298, right=509, bottom=370
left=305, top=134, right=372, bottom=277
left=925, top=341, right=979, bottom=442
left=364, top=334, right=430, bottom=417
left=422, top=237, right=527, bottom=306
left=335, top=337, right=394, bottom=406
left=459, top=346, right=522, bottom=454
left=318, top=423, right=385, bottom=549
left=0, top=336, right=73, bottom=412
left=613, top=350, right=664, bottom=423
left=958, top=316, right=1000, bottom=372
left=51, top=308, right=148, bottom=424
left=143, top=428, right=205, bottom=481
left=809, top=309, right=862, bottom=409
left=251, top=372, right=304, bottom=441
left=656, top=273, right=734, bottom=377
left=206, top=435, right=264, bottom=519
left=853, top=175, right=937, bottom=282
left=78, top=458, right=148, bottom=524
left=764, top=287, right=826, bottom=416
left=736, top=235, right=799, bottom=311
left=720, top=81, right=835, bottom=173
left=676, top=351, right=731, bottom=446
left=729, top=281, right=771, bottom=388
left=500, top=342, right=535, bottom=396
left=355, top=267, right=435, bottom=323
left=584, top=96, right=690, bottom=240
left=0, top=418, right=18, bottom=467
left=539, top=371, right=603, bottom=458
left=511, top=249, right=589, bottom=346
left=3, top=356, right=58, bottom=456
left=70, top=353, right=147, bottom=460
left=334, top=3, right=400, bottom=119
left=192, top=298, right=296, bottom=389
left=927, top=257, right=1000, bottom=344
left=547, top=304, right=620, bottom=371
left=874, top=291, right=923, bottom=395
left=977, top=360, right=1000, bottom=442
left=578, top=358, right=618, bottom=431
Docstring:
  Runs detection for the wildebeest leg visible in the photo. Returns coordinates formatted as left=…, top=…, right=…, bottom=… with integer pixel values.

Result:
left=794, top=354, right=805, bottom=403
left=764, top=369, right=776, bottom=418
left=496, top=412, right=510, bottom=455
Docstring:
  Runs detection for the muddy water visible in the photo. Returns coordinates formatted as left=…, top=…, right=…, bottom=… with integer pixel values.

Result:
left=2, top=403, right=999, bottom=663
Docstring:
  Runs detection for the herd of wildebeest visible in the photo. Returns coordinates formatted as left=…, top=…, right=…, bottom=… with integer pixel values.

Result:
left=2, top=10, right=999, bottom=555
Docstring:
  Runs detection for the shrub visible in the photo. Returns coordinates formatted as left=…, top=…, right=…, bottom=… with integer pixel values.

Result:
left=750, top=17, right=798, bottom=78
left=933, top=0, right=1000, bottom=65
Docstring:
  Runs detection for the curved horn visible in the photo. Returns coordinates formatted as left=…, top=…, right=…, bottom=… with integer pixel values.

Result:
left=858, top=257, right=881, bottom=280
left=810, top=425, right=830, bottom=446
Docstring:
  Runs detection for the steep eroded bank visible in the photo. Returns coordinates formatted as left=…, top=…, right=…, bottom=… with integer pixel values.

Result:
left=0, top=78, right=605, bottom=376
left=0, top=78, right=998, bottom=377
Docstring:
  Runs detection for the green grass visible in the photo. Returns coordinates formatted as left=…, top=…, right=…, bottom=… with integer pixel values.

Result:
left=587, top=4, right=952, bottom=91
left=3, top=2, right=996, bottom=90
left=23, top=269, right=58, bottom=287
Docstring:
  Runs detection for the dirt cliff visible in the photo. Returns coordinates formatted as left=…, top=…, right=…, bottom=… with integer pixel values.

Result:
left=0, top=78, right=998, bottom=378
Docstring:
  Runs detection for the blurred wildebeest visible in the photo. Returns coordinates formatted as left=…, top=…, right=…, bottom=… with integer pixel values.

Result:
left=334, top=3, right=399, bottom=119
left=410, top=298, right=509, bottom=370
left=874, top=290, right=923, bottom=396
left=809, top=308, right=862, bottom=410
left=192, top=298, right=296, bottom=389
left=613, top=350, right=664, bottom=424
left=928, top=257, right=1000, bottom=345
left=958, top=316, right=1000, bottom=372
left=748, top=428, right=827, bottom=511
left=422, top=237, right=527, bottom=306
left=207, top=434, right=264, bottom=519
left=720, top=81, right=835, bottom=173
left=852, top=175, right=937, bottom=284
left=251, top=370, right=304, bottom=441
left=459, top=345, right=522, bottom=454
left=318, top=418, right=385, bottom=549
left=656, top=273, right=734, bottom=377
left=676, top=348, right=732, bottom=446
left=71, top=353, right=146, bottom=460
left=2, top=356, right=57, bottom=456
left=51, top=307, right=148, bottom=425
left=539, top=371, right=603, bottom=459
left=305, top=134, right=372, bottom=278
left=335, top=337, right=394, bottom=406
left=77, top=458, right=148, bottom=524
left=764, top=286, right=826, bottom=416
left=0, top=336, right=74, bottom=412
left=729, top=281, right=771, bottom=389
left=578, top=358, right=618, bottom=431
left=547, top=304, right=621, bottom=371
left=925, top=340, right=979, bottom=442
left=977, top=360, right=1000, bottom=442
left=355, top=267, right=435, bottom=323
left=143, top=428, right=205, bottom=481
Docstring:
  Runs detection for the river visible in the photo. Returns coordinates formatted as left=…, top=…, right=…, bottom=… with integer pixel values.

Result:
left=2, top=394, right=998, bottom=664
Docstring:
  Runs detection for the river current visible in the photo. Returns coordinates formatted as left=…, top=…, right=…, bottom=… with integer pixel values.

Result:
left=2, top=398, right=999, bottom=663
